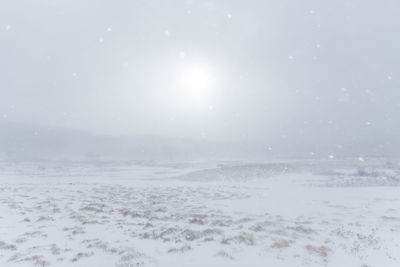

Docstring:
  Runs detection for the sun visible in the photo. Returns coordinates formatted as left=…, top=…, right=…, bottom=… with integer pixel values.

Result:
left=180, top=65, right=212, bottom=101
left=182, top=65, right=210, bottom=90
left=167, top=62, right=218, bottom=108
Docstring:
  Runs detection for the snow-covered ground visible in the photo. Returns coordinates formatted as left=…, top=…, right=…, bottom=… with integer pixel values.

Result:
left=0, top=159, right=400, bottom=267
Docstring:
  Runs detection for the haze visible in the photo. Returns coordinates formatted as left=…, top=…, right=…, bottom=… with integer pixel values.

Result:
left=1, top=0, right=399, bottom=158
left=2, top=3, right=400, bottom=266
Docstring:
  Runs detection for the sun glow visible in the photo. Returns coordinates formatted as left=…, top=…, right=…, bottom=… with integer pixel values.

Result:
left=182, top=66, right=210, bottom=90
left=180, top=65, right=213, bottom=102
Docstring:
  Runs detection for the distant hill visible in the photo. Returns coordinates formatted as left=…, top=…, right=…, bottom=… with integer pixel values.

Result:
left=0, top=120, right=398, bottom=161
left=0, top=121, right=265, bottom=161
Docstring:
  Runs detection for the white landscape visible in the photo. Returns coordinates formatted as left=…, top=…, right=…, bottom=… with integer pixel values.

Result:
left=1, top=159, right=399, bottom=267
left=2, top=0, right=399, bottom=266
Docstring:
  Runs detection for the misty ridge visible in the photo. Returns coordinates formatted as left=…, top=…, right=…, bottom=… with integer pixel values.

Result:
left=0, top=120, right=398, bottom=161
left=0, top=120, right=255, bottom=161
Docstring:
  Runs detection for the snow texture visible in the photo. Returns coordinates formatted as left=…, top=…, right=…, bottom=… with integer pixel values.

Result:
left=0, top=159, right=399, bottom=267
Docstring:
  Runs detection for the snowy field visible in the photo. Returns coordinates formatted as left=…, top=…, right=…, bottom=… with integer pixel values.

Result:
left=0, top=159, right=400, bottom=267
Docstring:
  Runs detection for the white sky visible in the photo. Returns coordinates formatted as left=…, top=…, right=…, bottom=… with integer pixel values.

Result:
left=1, top=0, right=399, bottom=152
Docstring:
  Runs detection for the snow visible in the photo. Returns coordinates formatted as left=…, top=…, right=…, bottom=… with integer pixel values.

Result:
left=0, top=159, right=399, bottom=266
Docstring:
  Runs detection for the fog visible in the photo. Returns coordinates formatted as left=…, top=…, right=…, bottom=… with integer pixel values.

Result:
left=2, top=3, right=400, bottom=266
left=1, top=0, right=400, bottom=159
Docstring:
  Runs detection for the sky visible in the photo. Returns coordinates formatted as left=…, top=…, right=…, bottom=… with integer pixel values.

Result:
left=1, top=0, right=399, bottom=153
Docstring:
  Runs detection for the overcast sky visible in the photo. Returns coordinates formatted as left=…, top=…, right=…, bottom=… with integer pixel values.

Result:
left=1, top=0, right=399, bottom=151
